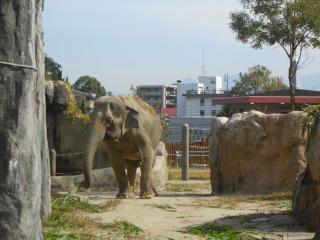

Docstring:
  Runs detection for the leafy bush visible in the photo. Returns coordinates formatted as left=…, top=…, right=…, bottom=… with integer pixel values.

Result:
left=302, top=105, right=320, bottom=138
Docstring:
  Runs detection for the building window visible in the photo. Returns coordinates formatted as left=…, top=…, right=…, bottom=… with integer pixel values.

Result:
left=211, top=110, right=216, bottom=116
left=200, top=110, right=205, bottom=116
left=200, top=97, right=205, bottom=106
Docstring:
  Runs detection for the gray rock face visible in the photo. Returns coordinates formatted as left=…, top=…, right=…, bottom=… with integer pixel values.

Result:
left=52, top=142, right=168, bottom=193
left=293, top=123, right=320, bottom=231
left=208, top=117, right=228, bottom=194
left=0, top=0, right=50, bottom=239
left=45, top=81, right=109, bottom=173
left=209, top=111, right=307, bottom=194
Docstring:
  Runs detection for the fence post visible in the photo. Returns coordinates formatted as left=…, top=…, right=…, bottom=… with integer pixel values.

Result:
left=50, top=149, right=56, bottom=176
left=182, top=124, right=189, bottom=181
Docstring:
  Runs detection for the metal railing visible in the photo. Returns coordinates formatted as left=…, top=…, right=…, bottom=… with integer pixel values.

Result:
left=165, top=142, right=209, bottom=168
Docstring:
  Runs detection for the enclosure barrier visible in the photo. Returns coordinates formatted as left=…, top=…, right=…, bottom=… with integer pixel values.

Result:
left=165, top=142, right=209, bottom=168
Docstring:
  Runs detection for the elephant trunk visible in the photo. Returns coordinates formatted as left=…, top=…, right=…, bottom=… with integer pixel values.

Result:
left=84, top=121, right=106, bottom=188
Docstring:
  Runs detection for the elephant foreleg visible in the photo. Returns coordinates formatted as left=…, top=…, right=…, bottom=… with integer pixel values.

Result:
left=106, top=145, right=128, bottom=198
left=124, top=160, right=138, bottom=198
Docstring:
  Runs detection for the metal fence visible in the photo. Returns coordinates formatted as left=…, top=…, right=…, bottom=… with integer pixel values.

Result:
left=165, top=142, right=209, bottom=168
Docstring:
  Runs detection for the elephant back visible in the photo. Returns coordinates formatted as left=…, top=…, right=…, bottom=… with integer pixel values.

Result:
left=120, top=96, right=156, bottom=115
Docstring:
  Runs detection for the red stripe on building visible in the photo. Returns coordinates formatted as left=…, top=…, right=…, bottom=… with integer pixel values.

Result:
left=212, top=96, right=320, bottom=105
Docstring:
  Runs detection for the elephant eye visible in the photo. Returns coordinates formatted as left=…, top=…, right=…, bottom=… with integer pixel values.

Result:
left=109, top=103, right=114, bottom=111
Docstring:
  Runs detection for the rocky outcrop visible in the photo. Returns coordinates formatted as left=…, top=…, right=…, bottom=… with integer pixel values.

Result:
left=208, top=117, right=229, bottom=194
left=45, top=81, right=109, bottom=173
left=52, top=142, right=168, bottom=192
left=293, top=123, right=320, bottom=231
left=0, top=1, right=50, bottom=238
left=209, top=111, right=307, bottom=194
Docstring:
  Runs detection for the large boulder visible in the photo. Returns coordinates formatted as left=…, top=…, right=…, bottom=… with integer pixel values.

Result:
left=293, top=123, right=320, bottom=231
left=52, top=142, right=168, bottom=192
left=209, top=111, right=307, bottom=194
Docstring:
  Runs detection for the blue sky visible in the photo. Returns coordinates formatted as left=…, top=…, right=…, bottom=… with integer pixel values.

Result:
left=44, top=0, right=320, bottom=95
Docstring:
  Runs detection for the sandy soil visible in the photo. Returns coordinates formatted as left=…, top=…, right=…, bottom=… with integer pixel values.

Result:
left=78, top=180, right=315, bottom=240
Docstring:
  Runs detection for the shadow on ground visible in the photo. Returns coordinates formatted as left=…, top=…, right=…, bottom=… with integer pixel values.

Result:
left=185, top=212, right=315, bottom=240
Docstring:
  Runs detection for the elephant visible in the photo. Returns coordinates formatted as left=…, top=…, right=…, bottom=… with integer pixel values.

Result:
left=83, top=96, right=162, bottom=199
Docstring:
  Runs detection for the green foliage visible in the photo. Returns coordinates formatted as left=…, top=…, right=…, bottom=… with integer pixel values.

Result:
left=291, top=0, right=320, bottom=46
left=230, top=65, right=287, bottom=96
left=230, top=0, right=320, bottom=50
left=62, top=82, right=90, bottom=127
left=302, top=105, right=320, bottom=138
left=45, top=55, right=63, bottom=81
left=44, top=231, right=79, bottom=240
left=218, top=105, right=231, bottom=117
left=43, top=187, right=121, bottom=239
left=185, top=222, right=260, bottom=240
left=73, top=75, right=107, bottom=98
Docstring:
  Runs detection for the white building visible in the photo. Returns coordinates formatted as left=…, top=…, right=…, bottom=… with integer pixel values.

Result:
left=176, top=76, right=224, bottom=117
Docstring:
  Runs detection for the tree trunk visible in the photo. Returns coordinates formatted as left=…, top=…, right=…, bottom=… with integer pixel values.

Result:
left=0, top=0, right=51, bottom=239
left=289, top=61, right=296, bottom=111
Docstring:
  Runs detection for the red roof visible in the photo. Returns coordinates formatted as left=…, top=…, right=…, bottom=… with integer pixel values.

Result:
left=212, top=96, right=320, bottom=105
left=161, top=108, right=177, bottom=116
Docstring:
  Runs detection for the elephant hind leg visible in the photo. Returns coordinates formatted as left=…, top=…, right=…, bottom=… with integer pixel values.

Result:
left=152, top=183, right=158, bottom=197
left=124, top=160, right=138, bottom=198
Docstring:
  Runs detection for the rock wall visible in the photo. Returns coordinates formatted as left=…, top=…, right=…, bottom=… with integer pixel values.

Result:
left=209, top=111, right=307, bottom=194
left=293, top=123, right=320, bottom=231
left=45, top=81, right=109, bottom=173
left=0, top=0, right=50, bottom=238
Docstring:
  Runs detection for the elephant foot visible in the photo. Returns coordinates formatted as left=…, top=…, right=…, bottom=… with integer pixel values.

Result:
left=152, top=187, right=158, bottom=197
left=313, top=232, right=320, bottom=240
left=127, top=192, right=135, bottom=198
left=116, top=192, right=128, bottom=199
left=140, top=192, right=154, bottom=199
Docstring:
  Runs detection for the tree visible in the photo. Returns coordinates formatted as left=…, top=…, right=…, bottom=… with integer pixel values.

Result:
left=129, top=85, right=138, bottom=96
left=73, top=75, right=106, bottom=98
left=45, top=55, right=63, bottom=80
left=292, top=0, right=320, bottom=36
left=230, top=65, right=287, bottom=96
left=230, top=0, right=320, bottom=110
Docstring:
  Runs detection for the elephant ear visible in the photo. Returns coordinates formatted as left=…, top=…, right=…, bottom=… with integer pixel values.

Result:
left=120, top=97, right=140, bottom=134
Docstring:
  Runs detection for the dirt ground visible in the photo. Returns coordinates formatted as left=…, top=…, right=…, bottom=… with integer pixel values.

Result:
left=76, top=180, right=315, bottom=240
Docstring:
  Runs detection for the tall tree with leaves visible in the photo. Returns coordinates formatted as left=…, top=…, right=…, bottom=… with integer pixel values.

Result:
left=231, top=65, right=287, bottom=96
left=230, top=0, right=320, bottom=110
left=45, top=55, right=63, bottom=80
left=73, top=75, right=106, bottom=98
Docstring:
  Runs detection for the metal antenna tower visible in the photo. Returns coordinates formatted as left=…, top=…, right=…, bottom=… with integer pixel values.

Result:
left=201, top=48, right=207, bottom=76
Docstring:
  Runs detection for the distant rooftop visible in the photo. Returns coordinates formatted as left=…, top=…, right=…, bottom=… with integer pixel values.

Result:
left=212, top=89, right=320, bottom=105
left=251, top=89, right=320, bottom=97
